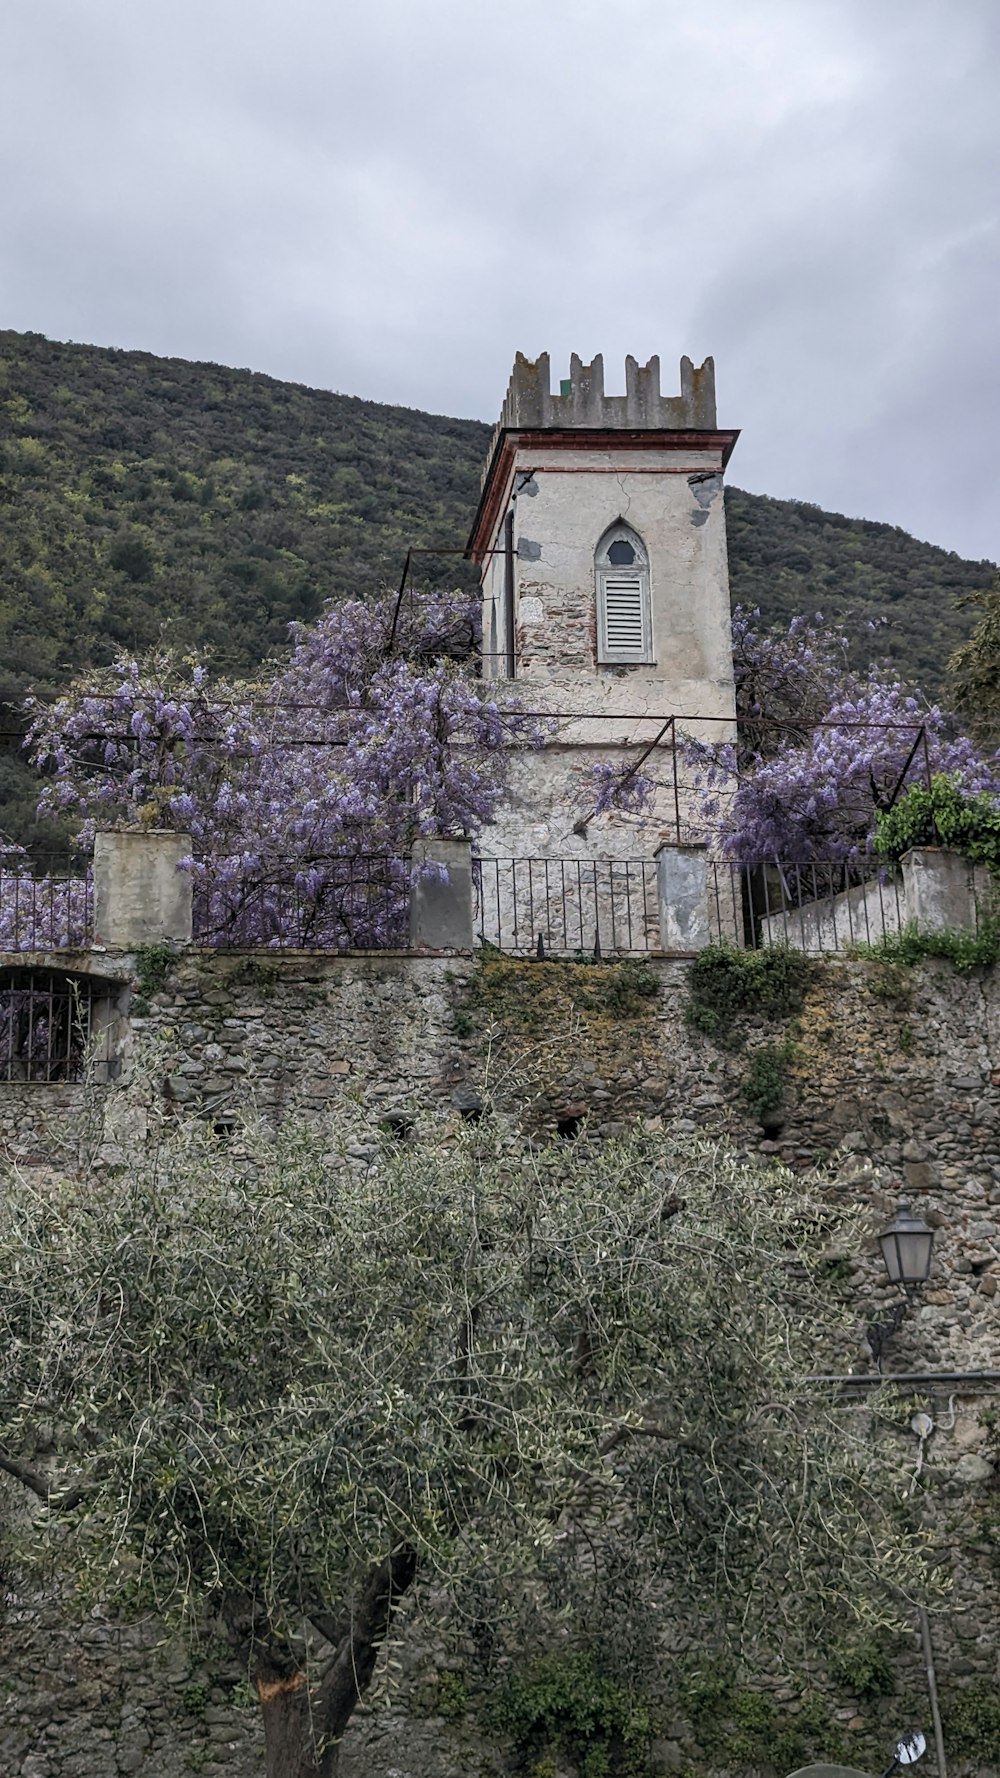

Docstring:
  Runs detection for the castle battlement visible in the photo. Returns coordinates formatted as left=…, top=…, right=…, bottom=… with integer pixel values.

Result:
left=497, top=350, right=717, bottom=433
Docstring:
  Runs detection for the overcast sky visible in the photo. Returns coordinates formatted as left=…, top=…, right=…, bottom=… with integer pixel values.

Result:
left=3, top=0, right=998, bottom=562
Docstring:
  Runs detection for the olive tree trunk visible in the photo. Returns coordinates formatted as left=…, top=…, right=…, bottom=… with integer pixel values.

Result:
left=236, top=1549, right=418, bottom=1778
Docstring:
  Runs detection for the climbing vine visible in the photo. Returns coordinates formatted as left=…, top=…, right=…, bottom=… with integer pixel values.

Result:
left=131, top=941, right=177, bottom=1014
left=874, top=774, right=1000, bottom=875
left=854, top=913, right=1000, bottom=972
left=453, top=957, right=660, bottom=1038
left=743, top=1040, right=797, bottom=1124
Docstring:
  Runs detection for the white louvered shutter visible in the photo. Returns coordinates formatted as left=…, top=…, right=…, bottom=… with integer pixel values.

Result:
left=599, top=572, right=650, bottom=662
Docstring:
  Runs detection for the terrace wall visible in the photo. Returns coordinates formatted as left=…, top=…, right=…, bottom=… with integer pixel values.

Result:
left=1, top=946, right=999, bottom=1778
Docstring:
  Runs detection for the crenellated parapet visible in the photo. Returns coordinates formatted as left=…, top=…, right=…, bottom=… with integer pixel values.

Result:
left=469, top=347, right=734, bottom=554
left=498, top=350, right=717, bottom=432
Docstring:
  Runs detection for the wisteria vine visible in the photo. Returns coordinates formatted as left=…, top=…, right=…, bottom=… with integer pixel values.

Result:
left=684, top=609, right=1000, bottom=864
left=10, top=591, right=536, bottom=949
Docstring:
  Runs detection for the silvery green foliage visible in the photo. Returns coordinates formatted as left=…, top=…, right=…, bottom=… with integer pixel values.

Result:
left=0, top=1114, right=928, bottom=1670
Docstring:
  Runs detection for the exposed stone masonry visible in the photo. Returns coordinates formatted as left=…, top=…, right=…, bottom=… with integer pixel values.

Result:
left=1, top=949, right=999, bottom=1778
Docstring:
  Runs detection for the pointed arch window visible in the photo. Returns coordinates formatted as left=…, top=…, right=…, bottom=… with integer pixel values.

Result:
left=595, top=523, right=652, bottom=664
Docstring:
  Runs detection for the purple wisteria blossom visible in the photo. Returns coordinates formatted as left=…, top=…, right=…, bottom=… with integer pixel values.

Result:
left=0, top=839, right=93, bottom=953
left=687, top=609, right=1000, bottom=864
left=588, top=759, right=656, bottom=822
left=19, top=592, right=536, bottom=948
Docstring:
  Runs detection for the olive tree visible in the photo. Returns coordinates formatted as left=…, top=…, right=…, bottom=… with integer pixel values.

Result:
left=0, top=1113, right=926, bottom=1778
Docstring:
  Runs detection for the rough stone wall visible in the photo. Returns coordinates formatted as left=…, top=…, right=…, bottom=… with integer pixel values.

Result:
left=1, top=948, right=999, bottom=1778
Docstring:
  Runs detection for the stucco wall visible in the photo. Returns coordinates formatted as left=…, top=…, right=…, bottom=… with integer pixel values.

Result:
left=477, top=448, right=737, bottom=859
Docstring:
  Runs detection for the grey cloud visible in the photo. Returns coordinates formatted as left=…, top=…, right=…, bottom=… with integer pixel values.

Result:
left=1, top=0, right=997, bottom=559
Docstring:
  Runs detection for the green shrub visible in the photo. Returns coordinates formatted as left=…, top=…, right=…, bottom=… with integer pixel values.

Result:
left=675, top=1667, right=835, bottom=1774
left=831, top=1638, right=896, bottom=1702
left=133, top=942, right=177, bottom=1002
left=109, top=533, right=155, bottom=581
left=743, top=1040, right=796, bottom=1123
left=866, top=961, right=912, bottom=1004
left=599, top=959, right=659, bottom=1015
left=874, top=774, right=1000, bottom=875
left=854, top=914, right=1000, bottom=972
left=941, top=1681, right=1000, bottom=1760
left=455, top=958, right=659, bottom=1036
left=687, top=944, right=812, bottom=1044
left=434, top=1670, right=470, bottom=1721
left=488, top=1653, right=651, bottom=1778
left=675, top=1662, right=733, bottom=1727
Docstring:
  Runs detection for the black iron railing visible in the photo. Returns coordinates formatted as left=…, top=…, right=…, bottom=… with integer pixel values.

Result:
left=475, top=856, right=659, bottom=956
left=0, top=846, right=985, bottom=963
left=0, top=859, right=93, bottom=952
left=191, top=855, right=412, bottom=951
left=707, top=858, right=907, bottom=952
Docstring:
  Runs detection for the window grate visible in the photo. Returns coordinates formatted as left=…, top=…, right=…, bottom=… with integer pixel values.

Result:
left=0, top=971, right=94, bottom=1084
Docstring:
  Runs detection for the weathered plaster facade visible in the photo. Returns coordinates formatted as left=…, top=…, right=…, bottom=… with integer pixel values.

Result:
left=467, top=352, right=739, bottom=858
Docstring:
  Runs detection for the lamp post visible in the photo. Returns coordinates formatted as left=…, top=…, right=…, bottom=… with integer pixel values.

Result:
left=867, top=1202, right=935, bottom=1371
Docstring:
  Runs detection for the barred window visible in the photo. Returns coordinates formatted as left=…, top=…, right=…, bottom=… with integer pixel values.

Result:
left=595, top=523, right=652, bottom=664
left=0, top=970, right=117, bottom=1085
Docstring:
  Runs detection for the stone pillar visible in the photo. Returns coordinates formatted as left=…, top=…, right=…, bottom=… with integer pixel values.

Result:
left=409, top=838, right=474, bottom=951
left=900, top=847, right=977, bottom=935
left=655, top=841, right=713, bottom=952
left=93, top=830, right=193, bottom=948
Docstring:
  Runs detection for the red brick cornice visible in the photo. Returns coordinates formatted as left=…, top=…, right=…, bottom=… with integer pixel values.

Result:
left=466, top=426, right=741, bottom=562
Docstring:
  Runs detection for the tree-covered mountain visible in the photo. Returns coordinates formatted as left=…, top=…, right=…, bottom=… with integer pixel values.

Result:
left=1, top=327, right=995, bottom=844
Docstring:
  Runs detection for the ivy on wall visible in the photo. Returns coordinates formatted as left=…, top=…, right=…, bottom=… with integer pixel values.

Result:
left=685, top=944, right=813, bottom=1044
left=451, top=957, right=660, bottom=1039
left=684, top=944, right=814, bottom=1134
left=874, top=775, right=1000, bottom=875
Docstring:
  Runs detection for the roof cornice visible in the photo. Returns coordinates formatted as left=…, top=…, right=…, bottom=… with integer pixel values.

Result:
left=466, top=427, right=741, bottom=562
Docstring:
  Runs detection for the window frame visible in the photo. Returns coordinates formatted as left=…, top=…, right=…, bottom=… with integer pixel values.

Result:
left=595, top=523, right=653, bottom=665
left=0, top=968, right=121, bottom=1086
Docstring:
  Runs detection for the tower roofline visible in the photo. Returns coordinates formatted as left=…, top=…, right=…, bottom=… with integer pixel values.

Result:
left=466, top=425, right=740, bottom=563
left=498, top=351, right=717, bottom=431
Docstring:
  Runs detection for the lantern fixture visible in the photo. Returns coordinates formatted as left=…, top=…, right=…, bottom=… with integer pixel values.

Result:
left=878, top=1202, right=935, bottom=1293
left=866, top=1201, right=935, bottom=1371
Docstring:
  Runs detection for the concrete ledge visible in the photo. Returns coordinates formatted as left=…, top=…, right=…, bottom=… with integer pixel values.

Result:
left=901, top=846, right=977, bottom=935
left=655, top=842, right=712, bottom=952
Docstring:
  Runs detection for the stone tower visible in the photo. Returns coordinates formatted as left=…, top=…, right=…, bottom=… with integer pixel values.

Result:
left=466, top=351, right=740, bottom=863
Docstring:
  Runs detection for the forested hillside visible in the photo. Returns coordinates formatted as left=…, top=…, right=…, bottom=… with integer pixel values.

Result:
left=1, top=327, right=995, bottom=843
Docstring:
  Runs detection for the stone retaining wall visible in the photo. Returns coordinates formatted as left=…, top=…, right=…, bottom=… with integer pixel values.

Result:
left=1, top=948, right=998, bottom=1778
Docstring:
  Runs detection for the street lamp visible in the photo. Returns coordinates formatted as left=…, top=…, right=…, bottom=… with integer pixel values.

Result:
left=878, top=1203, right=935, bottom=1292
left=867, top=1202, right=935, bottom=1370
